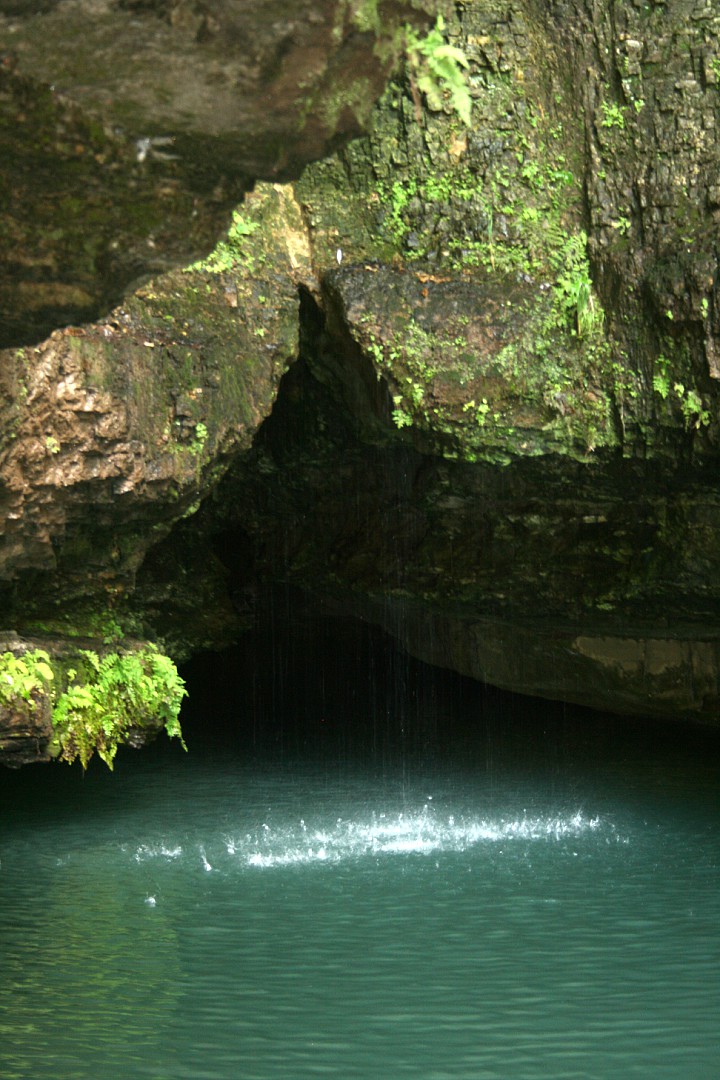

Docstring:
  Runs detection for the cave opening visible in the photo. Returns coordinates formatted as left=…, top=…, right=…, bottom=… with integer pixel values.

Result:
left=176, top=591, right=720, bottom=785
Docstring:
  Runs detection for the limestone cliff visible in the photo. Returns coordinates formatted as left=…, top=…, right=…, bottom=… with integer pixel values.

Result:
left=3, top=0, right=720, bottom=766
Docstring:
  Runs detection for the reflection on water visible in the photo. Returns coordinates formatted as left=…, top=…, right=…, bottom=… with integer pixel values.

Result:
left=0, top=633, right=718, bottom=1080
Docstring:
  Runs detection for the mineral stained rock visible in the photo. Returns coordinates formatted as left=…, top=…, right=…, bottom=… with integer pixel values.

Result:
left=0, top=183, right=307, bottom=590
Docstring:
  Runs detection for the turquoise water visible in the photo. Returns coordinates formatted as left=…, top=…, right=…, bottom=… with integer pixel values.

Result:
left=1, top=650, right=719, bottom=1080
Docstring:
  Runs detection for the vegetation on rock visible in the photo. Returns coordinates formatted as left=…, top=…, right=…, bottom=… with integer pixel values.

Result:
left=52, top=646, right=187, bottom=770
left=5, top=0, right=720, bottom=749
left=1, top=645, right=186, bottom=770
left=185, top=213, right=261, bottom=275
left=0, top=649, right=55, bottom=709
left=404, top=16, right=472, bottom=126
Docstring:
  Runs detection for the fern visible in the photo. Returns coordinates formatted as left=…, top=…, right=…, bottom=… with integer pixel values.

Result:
left=552, top=232, right=604, bottom=338
left=405, top=16, right=472, bottom=127
left=0, top=649, right=54, bottom=708
left=53, top=645, right=187, bottom=769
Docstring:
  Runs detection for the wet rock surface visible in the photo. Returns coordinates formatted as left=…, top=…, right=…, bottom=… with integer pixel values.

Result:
left=0, top=183, right=305, bottom=655
left=188, top=331, right=720, bottom=725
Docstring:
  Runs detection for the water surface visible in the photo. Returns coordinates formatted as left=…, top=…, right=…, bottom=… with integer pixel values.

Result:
left=1, top=653, right=718, bottom=1079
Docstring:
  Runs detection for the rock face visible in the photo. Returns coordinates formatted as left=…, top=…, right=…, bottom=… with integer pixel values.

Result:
left=3, top=0, right=720, bottom=766
left=202, top=305, right=720, bottom=726
left=0, top=0, right=442, bottom=347
left=0, top=184, right=308, bottom=621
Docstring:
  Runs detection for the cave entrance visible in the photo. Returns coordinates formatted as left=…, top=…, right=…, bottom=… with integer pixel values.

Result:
left=176, top=589, right=711, bottom=779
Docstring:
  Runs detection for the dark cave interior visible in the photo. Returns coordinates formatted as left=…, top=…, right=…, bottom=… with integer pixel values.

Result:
left=176, top=598, right=720, bottom=779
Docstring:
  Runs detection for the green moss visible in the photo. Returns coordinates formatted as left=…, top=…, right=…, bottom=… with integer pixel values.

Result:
left=183, top=212, right=260, bottom=274
left=352, top=0, right=381, bottom=33
left=28, top=603, right=150, bottom=645
left=374, top=106, right=584, bottom=280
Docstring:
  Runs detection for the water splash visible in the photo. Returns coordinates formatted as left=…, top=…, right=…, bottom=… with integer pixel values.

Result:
left=126, top=807, right=619, bottom=873
left=133, top=843, right=183, bottom=863
left=226, top=808, right=611, bottom=869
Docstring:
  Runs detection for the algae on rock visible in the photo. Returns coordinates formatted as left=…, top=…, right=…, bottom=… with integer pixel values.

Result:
left=294, top=1, right=620, bottom=463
